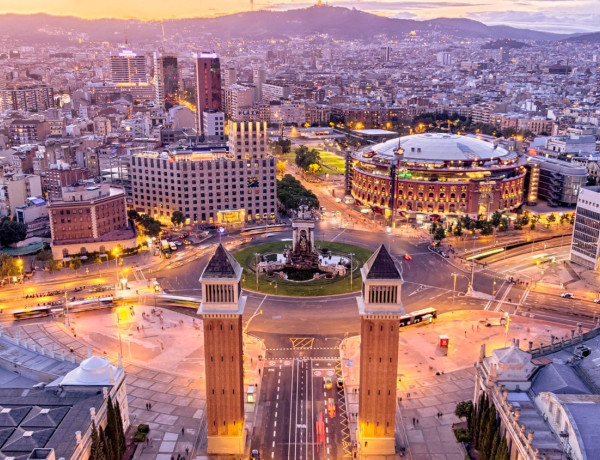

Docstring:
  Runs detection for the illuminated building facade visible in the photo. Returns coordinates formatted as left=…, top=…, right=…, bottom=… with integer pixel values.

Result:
left=199, top=244, right=247, bottom=455
left=130, top=121, right=276, bottom=226
left=356, top=245, right=404, bottom=456
left=161, top=54, right=179, bottom=107
left=570, top=186, right=600, bottom=270
left=110, top=50, right=148, bottom=86
left=351, top=133, right=528, bottom=218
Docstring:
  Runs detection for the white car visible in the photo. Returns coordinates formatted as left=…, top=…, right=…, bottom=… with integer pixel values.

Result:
left=594, top=299, right=600, bottom=304
left=560, top=292, right=574, bottom=298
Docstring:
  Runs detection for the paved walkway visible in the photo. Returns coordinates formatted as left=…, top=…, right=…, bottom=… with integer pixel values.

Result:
left=3, top=304, right=265, bottom=460
left=340, top=310, right=576, bottom=459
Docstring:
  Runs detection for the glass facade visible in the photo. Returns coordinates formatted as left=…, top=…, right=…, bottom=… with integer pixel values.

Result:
left=571, top=206, right=600, bottom=269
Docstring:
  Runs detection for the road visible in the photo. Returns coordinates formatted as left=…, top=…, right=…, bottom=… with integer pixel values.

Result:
left=252, top=337, right=350, bottom=460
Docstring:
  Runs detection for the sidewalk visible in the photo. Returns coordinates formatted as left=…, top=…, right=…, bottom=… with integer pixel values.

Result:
left=3, top=303, right=265, bottom=460
left=340, top=310, right=577, bottom=459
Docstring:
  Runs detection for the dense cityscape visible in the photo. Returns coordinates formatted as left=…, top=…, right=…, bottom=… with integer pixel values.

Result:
left=0, top=2, right=600, bottom=459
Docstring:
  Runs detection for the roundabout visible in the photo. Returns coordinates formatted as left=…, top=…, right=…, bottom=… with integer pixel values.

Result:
left=233, top=240, right=372, bottom=296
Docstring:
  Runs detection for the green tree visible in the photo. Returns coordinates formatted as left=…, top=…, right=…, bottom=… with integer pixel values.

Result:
left=455, top=400, right=474, bottom=419
left=276, top=137, right=292, bottom=154
left=171, top=210, right=186, bottom=226
left=48, top=259, right=62, bottom=273
left=547, top=213, right=556, bottom=225
left=499, top=217, right=509, bottom=232
left=127, top=210, right=140, bottom=221
left=294, top=146, right=321, bottom=171
left=480, top=221, right=494, bottom=236
left=490, top=211, right=503, bottom=228
left=89, top=421, right=106, bottom=460
left=0, top=218, right=27, bottom=247
left=308, top=163, right=322, bottom=175
left=277, top=174, right=320, bottom=212
left=433, top=225, right=446, bottom=241
left=69, top=259, right=82, bottom=272
left=35, top=248, right=53, bottom=262
left=453, top=221, right=463, bottom=237
left=276, top=160, right=287, bottom=177
left=530, top=222, right=536, bottom=231
left=0, top=254, right=20, bottom=278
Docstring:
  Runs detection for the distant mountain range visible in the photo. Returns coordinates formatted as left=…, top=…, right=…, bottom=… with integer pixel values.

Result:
left=0, top=6, right=598, bottom=45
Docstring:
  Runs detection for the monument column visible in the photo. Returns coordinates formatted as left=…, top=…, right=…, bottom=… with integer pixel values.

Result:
left=356, top=244, right=404, bottom=457
left=198, top=244, right=247, bottom=455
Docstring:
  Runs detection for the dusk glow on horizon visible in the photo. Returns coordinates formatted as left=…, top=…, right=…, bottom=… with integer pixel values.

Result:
left=1, top=0, right=599, bottom=33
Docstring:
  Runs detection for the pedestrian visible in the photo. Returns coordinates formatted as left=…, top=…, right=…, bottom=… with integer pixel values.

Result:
left=412, top=417, right=415, bottom=425
left=186, top=447, right=189, bottom=456
left=471, top=324, right=474, bottom=331
left=181, top=427, right=185, bottom=436
left=407, top=392, right=410, bottom=399
left=464, top=330, right=467, bottom=337
left=417, top=419, right=419, bottom=425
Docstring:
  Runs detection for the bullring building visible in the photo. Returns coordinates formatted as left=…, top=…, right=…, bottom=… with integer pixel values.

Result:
left=130, top=121, right=277, bottom=226
left=351, top=133, right=528, bottom=218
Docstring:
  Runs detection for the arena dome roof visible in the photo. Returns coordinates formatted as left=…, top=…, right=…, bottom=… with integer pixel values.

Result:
left=363, top=133, right=513, bottom=163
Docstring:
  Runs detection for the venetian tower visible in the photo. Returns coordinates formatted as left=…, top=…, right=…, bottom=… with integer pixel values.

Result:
left=198, top=244, right=247, bottom=454
left=356, top=244, right=404, bottom=456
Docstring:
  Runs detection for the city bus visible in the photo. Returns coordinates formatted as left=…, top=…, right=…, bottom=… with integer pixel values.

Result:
left=67, top=296, right=114, bottom=312
left=240, top=224, right=289, bottom=236
left=399, top=307, right=438, bottom=327
left=13, top=306, right=64, bottom=320
left=157, top=295, right=201, bottom=309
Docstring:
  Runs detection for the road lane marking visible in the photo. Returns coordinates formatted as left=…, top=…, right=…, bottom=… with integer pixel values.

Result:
left=274, top=421, right=277, bottom=427
left=272, top=441, right=275, bottom=447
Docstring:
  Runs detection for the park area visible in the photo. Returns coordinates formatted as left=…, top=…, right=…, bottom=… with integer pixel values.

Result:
left=233, top=240, right=371, bottom=296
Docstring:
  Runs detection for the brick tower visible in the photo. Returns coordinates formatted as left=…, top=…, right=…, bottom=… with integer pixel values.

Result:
left=356, top=244, right=404, bottom=456
left=198, top=244, right=247, bottom=455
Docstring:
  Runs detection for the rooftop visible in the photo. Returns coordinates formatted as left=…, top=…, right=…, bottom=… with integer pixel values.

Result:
left=360, top=133, right=513, bottom=163
left=200, top=244, right=243, bottom=280
left=362, top=244, right=402, bottom=280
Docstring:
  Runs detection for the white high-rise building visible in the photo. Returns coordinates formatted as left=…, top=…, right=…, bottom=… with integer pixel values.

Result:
left=110, top=49, right=148, bottom=85
left=252, top=66, right=266, bottom=100
left=570, top=186, right=600, bottom=270
left=203, top=110, right=225, bottom=142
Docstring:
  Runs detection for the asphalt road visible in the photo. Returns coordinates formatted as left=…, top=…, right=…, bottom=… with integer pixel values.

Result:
left=252, top=339, right=349, bottom=460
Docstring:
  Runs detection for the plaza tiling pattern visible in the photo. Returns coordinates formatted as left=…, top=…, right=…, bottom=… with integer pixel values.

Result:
left=4, top=322, right=208, bottom=460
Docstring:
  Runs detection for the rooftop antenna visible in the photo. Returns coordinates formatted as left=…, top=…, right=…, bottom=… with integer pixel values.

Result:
left=161, top=21, right=166, bottom=42
left=250, top=0, right=254, bottom=10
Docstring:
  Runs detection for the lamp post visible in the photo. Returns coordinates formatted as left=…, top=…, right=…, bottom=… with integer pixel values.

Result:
left=112, top=248, right=121, bottom=291
left=254, top=253, right=260, bottom=290
left=16, top=258, right=24, bottom=296
left=349, top=253, right=355, bottom=291
left=504, top=311, right=511, bottom=347
left=116, top=311, right=123, bottom=358
left=451, top=272, right=471, bottom=303
left=243, top=309, right=263, bottom=335
left=64, top=285, right=70, bottom=327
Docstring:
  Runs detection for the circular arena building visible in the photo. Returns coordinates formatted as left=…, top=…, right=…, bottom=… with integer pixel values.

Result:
left=351, top=133, right=528, bottom=219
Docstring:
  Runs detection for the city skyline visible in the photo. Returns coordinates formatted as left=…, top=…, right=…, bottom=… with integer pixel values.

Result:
left=1, top=0, right=599, bottom=33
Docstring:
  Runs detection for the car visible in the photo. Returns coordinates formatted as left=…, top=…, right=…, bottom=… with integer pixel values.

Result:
left=320, top=206, right=326, bottom=212
left=183, top=239, right=191, bottom=245
left=594, top=299, right=600, bottom=304
left=324, top=377, right=333, bottom=390
left=561, top=292, right=574, bottom=298
left=174, top=241, right=183, bottom=246
left=404, top=254, right=412, bottom=261
left=327, top=398, right=336, bottom=418
left=336, top=378, right=344, bottom=389
left=164, top=252, right=171, bottom=259
left=251, top=449, right=260, bottom=459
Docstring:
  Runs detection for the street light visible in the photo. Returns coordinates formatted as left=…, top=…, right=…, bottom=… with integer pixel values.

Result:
left=254, top=253, right=261, bottom=290
left=349, top=253, right=355, bottom=291
left=112, top=247, right=121, bottom=291
left=504, top=311, right=511, bottom=347
left=243, top=309, right=263, bottom=335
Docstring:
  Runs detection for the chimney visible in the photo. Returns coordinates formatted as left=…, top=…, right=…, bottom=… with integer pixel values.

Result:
left=75, top=431, right=82, bottom=444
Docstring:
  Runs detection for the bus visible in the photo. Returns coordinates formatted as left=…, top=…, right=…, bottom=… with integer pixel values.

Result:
left=13, top=306, right=64, bottom=320
left=67, top=296, right=114, bottom=312
left=240, top=224, right=289, bottom=236
left=399, top=307, right=437, bottom=327
left=157, top=295, right=201, bottom=309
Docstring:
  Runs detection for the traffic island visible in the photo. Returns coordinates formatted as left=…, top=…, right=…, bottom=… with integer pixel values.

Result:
left=233, top=241, right=372, bottom=296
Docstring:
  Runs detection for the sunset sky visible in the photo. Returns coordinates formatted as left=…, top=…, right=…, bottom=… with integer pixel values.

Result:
left=0, top=0, right=598, bottom=33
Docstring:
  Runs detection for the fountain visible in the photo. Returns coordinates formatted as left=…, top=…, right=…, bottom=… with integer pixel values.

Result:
left=256, top=205, right=348, bottom=281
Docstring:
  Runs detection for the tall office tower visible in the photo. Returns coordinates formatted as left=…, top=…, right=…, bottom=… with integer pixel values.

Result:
left=500, top=47, right=510, bottom=64
left=153, top=53, right=179, bottom=107
left=356, top=245, right=404, bottom=456
left=195, top=52, right=222, bottom=134
left=570, top=186, right=600, bottom=270
left=162, top=54, right=179, bottom=107
left=380, top=46, right=391, bottom=62
left=199, top=244, right=247, bottom=455
left=223, top=67, right=237, bottom=87
left=110, top=49, right=148, bottom=85
left=252, top=66, right=266, bottom=100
